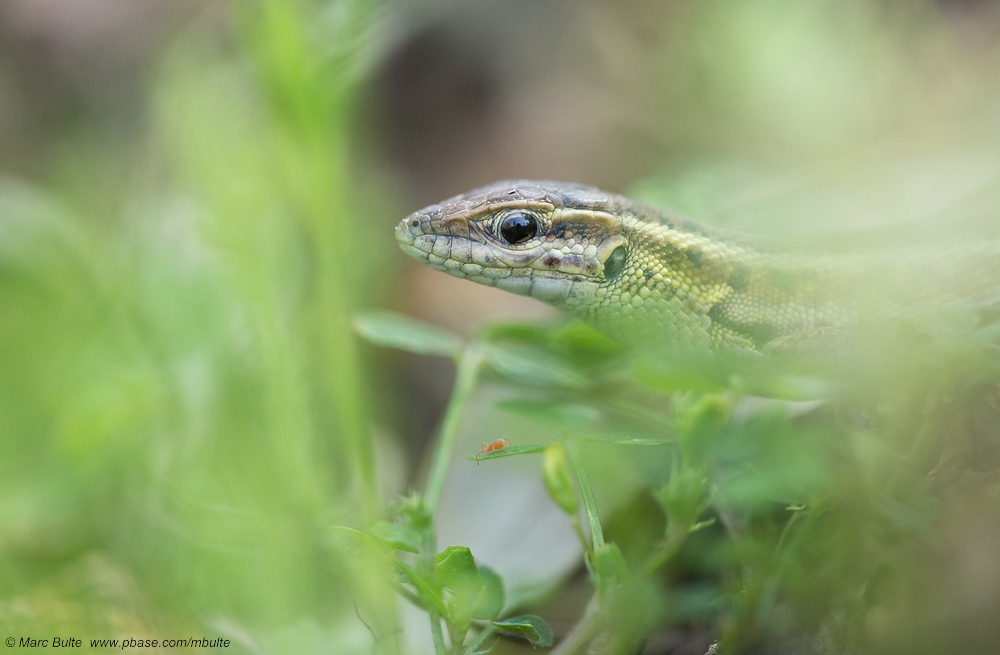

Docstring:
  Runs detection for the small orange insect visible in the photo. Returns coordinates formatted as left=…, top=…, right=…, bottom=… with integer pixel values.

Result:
left=476, top=438, right=511, bottom=465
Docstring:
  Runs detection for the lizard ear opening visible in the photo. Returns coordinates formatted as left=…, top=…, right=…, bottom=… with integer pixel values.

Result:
left=602, top=245, right=627, bottom=281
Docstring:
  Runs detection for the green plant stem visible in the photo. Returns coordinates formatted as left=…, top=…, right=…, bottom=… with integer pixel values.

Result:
left=641, top=522, right=687, bottom=576
left=392, top=583, right=424, bottom=610
left=553, top=444, right=606, bottom=655
left=430, top=611, right=448, bottom=655
left=775, top=507, right=807, bottom=556
left=565, top=440, right=604, bottom=550
left=446, top=622, right=465, bottom=655
left=886, top=408, right=943, bottom=498
left=395, top=560, right=449, bottom=617
left=419, top=522, right=449, bottom=655
left=416, top=346, right=485, bottom=655
left=467, top=625, right=497, bottom=653
left=570, top=515, right=591, bottom=556
left=425, top=345, right=485, bottom=512
left=550, top=595, right=602, bottom=655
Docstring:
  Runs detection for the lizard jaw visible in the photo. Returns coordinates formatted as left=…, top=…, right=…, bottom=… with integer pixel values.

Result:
left=396, top=217, right=601, bottom=304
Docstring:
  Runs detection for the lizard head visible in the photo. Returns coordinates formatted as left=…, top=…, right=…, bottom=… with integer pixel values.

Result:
left=395, top=180, right=630, bottom=308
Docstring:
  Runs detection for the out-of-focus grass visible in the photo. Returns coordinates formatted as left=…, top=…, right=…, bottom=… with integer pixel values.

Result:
left=0, top=1, right=399, bottom=652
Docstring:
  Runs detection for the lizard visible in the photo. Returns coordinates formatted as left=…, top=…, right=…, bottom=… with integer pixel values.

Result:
left=395, top=179, right=1000, bottom=355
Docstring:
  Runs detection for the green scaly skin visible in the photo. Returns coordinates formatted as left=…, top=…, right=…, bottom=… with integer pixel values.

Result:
left=395, top=180, right=998, bottom=354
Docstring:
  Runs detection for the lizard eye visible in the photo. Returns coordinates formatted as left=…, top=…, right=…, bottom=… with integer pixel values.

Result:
left=499, top=211, right=538, bottom=244
left=603, top=245, right=627, bottom=281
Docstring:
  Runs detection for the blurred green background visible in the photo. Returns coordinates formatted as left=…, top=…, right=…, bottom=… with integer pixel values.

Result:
left=2, top=0, right=1000, bottom=653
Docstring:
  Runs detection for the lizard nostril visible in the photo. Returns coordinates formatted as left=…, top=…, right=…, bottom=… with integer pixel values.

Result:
left=410, top=219, right=419, bottom=227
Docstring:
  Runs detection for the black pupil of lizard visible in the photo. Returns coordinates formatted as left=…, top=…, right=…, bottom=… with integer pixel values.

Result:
left=500, top=212, right=538, bottom=244
left=603, top=245, right=627, bottom=281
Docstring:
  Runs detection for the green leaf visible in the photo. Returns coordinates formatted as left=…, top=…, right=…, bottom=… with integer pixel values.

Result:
left=673, top=393, right=730, bottom=468
left=580, top=432, right=672, bottom=446
left=371, top=520, right=421, bottom=553
left=484, top=343, right=586, bottom=388
left=741, top=373, right=834, bottom=401
left=435, top=546, right=484, bottom=594
left=689, top=518, right=717, bottom=533
left=592, top=542, right=630, bottom=596
left=395, top=559, right=448, bottom=617
left=353, top=310, right=464, bottom=358
left=656, top=468, right=709, bottom=530
left=549, top=320, right=623, bottom=355
left=435, top=546, right=486, bottom=629
left=565, top=441, right=604, bottom=550
left=633, top=360, right=726, bottom=393
left=479, top=322, right=551, bottom=344
left=542, top=444, right=579, bottom=516
left=674, top=393, right=730, bottom=437
left=492, top=615, right=554, bottom=648
left=468, top=443, right=547, bottom=462
left=329, top=526, right=385, bottom=554
left=394, top=492, right=433, bottom=531
left=471, top=565, right=505, bottom=620
left=497, top=399, right=601, bottom=431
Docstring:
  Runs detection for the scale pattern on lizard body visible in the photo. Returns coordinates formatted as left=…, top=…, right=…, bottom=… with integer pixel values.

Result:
left=395, top=180, right=995, bottom=354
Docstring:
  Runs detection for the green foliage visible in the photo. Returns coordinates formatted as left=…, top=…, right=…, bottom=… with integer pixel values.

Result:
left=656, top=468, right=711, bottom=538
left=592, top=543, right=631, bottom=598
left=337, top=489, right=520, bottom=653
left=357, top=305, right=1000, bottom=654
left=491, top=615, right=554, bottom=648
left=354, top=310, right=465, bottom=359
left=542, top=444, right=579, bottom=517
left=472, top=566, right=506, bottom=622
left=371, top=520, right=422, bottom=554
left=469, top=443, right=548, bottom=463
left=435, top=546, right=486, bottom=631
left=482, top=343, right=589, bottom=389
left=349, top=314, right=560, bottom=653
left=0, top=0, right=397, bottom=651
left=500, top=399, right=602, bottom=432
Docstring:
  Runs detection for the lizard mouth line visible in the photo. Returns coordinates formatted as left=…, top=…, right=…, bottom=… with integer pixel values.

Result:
left=398, top=239, right=595, bottom=281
